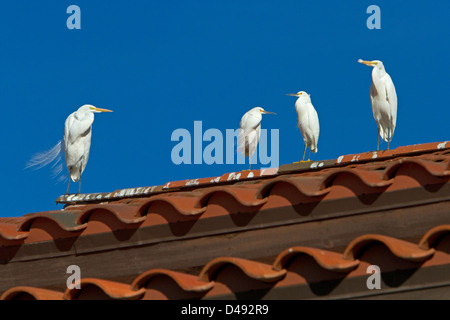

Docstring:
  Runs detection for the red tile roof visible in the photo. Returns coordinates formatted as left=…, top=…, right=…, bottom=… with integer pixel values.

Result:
left=0, top=141, right=449, bottom=299
left=1, top=224, right=448, bottom=300
left=1, top=142, right=448, bottom=246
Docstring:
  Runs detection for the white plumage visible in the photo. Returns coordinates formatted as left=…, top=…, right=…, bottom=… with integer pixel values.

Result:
left=238, top=107, right=276, bottom=169
left=26, top=104, right=113, bottom=194
left=64, top=104, right=113, bottom=193
left=358, top=59, right=397, bottom=150
left=286, top=91, right=320, bottom=161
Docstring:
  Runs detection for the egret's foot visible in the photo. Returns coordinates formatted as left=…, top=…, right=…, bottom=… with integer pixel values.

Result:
left=293, top=160, right=310, bottom=164
left=242, top=169, right=252, bottom=171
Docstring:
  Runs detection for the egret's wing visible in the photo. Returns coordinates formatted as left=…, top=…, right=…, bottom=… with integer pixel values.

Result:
left=369, top=82, right=384, bottom=137
left=385, top=74, right=397, bottom=134
left=369, top=83, right=376, bottom=109
left=307, top=103, right=320, bottom=137
left=65, top=113, right=93, bottom=145
left=239, top=112, right=260, bottom=131
left=64, top=112, right=75, bottom=146
left=238, top=111, right=261, bottom=157
left=369, top=82, right=378, bottom=119
left=298, top=102, right=320, bottom=153
left=238, top=127, right=259, bottom=157
left=64, top=112, right=94, bottom=182
left=308, top=104, right=320, bottom=152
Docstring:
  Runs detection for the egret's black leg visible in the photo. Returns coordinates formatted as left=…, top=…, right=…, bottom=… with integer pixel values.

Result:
left=302, top=144, right=307, bottom=161
left=377, top=133, right=380, bottom=151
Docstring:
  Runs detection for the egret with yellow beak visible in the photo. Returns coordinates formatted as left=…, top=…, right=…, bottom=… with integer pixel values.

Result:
left=358, top=59, right=397, bottom=150
left=238, top=107, right=276, bottom=170
left=64, top=105, right=113, bottom=194
left=286, top=91, right=320, bottom=162
left=27, top=104, right=113, bottom=194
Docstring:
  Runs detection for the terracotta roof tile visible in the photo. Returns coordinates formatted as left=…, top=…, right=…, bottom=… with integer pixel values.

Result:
left=0, top=219, right=28, bottom=241
left=131, top=192, right=209, bottom=216
left=343, top=234, right=435, bottom=262
left=199, top=257, right=287, bottom=283
left=418, top=225, right=450, bottom=250
left=0, top=286, right=64, bottom=300
left=131, top=269, right=214, bottom=292
left=273, top=246, right=360, bottom=272
left=2, top=224, right=448, bottom=300
left=383, top=158, right=450, bottom=180
left=18, top=210, right=85, bottom=232
left=77, top=204, right=147, bottom=225
left=256, top=175, right=331, bottom=198
left=64, top=278, right=145, bottom=300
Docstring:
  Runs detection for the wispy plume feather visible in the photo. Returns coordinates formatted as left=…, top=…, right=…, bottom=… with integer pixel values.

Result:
left=25, top=140, right=67, bottom=183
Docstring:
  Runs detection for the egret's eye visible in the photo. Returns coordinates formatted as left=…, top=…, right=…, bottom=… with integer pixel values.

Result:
left=260, top=109, right=263, bottom=112
left=298, top=92, right=302, bottom=95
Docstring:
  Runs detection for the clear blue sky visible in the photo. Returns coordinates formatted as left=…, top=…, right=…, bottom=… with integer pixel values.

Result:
left=0, top=1, right=448, bottom=217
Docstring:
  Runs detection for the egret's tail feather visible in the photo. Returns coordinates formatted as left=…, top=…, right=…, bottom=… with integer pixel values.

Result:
left=26, top=140, right=67, bottom=183
left=379, top=120, right=395, bottom=143
left=51, top=161, right=68, bottom=184
left=25, top=140, right=62, bottom=170
left=380, top=128, right=394, bottom=143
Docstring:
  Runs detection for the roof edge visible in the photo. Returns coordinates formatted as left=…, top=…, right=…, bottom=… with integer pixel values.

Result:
left=55, top=140, right=449, bottom=205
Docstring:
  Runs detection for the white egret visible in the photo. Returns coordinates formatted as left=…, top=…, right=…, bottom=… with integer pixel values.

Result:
left=286, top=91, right=320, bottom=162
left=358, top=59, right=397, bottom=150
left=238, top=107, right=276, bottom=170
left=26, top=104, right=113, bottom=194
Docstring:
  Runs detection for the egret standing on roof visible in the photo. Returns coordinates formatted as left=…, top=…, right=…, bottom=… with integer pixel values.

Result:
left=238, top=107, right=276, bottom=170
left=26, top=104, right=113, bottom=194
left=286, top=91, right=320, bottom=162
left=358, top=59, right=397, bottom=151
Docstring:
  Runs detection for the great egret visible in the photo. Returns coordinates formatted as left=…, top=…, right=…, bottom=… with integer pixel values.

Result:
left=286, top=91, right=319, bottom=161
left=238, top=107, right=276, bottom=170
left=26, top=104, right=113, bottom=194
left=358, top=59, right=397, bottom=150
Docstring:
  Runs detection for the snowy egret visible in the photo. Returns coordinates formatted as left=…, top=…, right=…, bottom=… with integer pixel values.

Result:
left=286, top=91, right=320, bottom=162
left=26, top=104, right=113, bottom=194
left=238, top=107, right=276, bottom=170
left=358, top=59, right=397, bottom=150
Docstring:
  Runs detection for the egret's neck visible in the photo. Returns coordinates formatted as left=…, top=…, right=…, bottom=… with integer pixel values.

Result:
left=75, top=111, right=94, bottom=122
left=297, top=96, right=311, bottom=104
left=372, top=67, right=386, bottom=79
